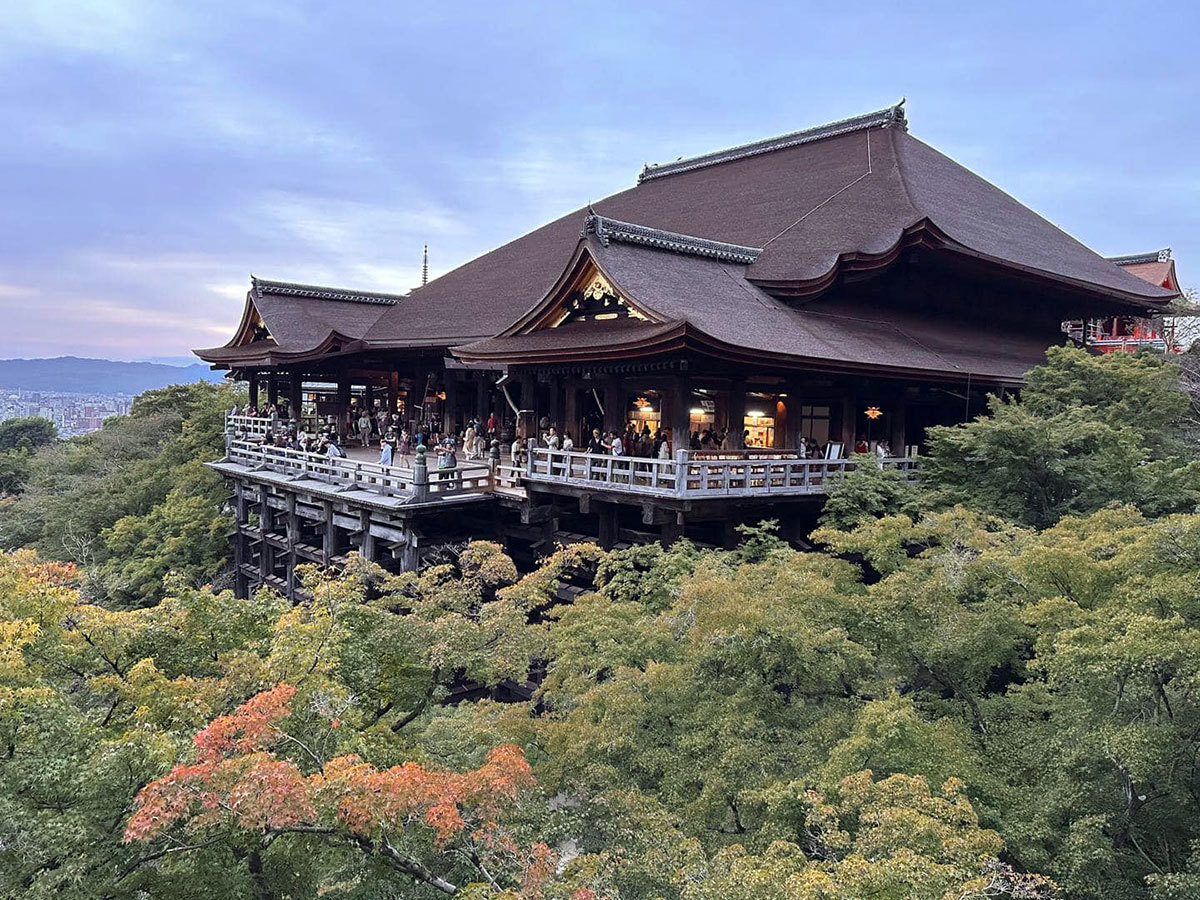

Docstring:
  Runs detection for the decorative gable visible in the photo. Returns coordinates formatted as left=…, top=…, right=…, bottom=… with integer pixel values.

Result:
left=516, top=250, right=657, bottom=334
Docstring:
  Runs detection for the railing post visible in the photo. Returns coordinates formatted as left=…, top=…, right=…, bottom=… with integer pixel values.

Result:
left=675, top=449, right=688, bottom=496
left=413, top=444, right=429, bottom=502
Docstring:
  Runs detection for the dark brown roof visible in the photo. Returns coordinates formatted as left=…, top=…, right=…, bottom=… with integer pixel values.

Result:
left=458, top=237, right=1057, bottom=383
left=361, top=103, right=1172, bottom=352
left=195, top=277, right=396, bottom=366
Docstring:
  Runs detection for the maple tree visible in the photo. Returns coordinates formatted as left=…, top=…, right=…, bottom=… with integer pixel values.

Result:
left=124, top=683, right=550, bottom=896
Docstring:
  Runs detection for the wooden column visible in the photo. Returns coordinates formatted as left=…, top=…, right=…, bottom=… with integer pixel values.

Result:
left=411, top=365, right=430, bottom=428
left=285, top=494, right=299, bottom=601
left=890, top=400, right=908, bottom=456
left=266, top=374, right=279, bottom=409
left=388, top=371, right=401, bottom=415
left=669, top=374, right=691, bottom=446
left=517, top=373, right=536, bottom=439
left=727, top=381, right=746, bottom=448
left=358, top=509, right=376, bottom=562
left=336, top=377, right=351, bottom=438
left=475, top=374, right=488, bottom=423
left=602, top=377, right=624, bottom=434
left=563, top=381, right=579, bottom=445
left=247, top=372, right=260, bottom=409
left=773, top=396, right=789, bottom=450
left=444, top=373, right=458, bottom=435
left=364, top=383, right=375, bottom=415
left=597, top=502, right=618, bottom=550
left=322, top=500, right=336, bottom=566
left=258, top=486, right=273, bottom=581
left=234, top=481, right=249, bottom=598
left=840, top=396, right=857, bottom=451
left=660, top=513, right=685, bottom=549
left=288, top=376, right=303, bottom=423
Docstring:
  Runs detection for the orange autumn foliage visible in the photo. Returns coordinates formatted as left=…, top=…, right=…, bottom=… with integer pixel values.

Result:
left=125, top=684, right=538, bottom=852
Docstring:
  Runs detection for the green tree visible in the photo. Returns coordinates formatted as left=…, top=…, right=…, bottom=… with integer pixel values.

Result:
left=0, top=416, right=56, bottom=452
left=921, top=347, right=1200, bottom=528
left=0, top=381, right=242, bottom=605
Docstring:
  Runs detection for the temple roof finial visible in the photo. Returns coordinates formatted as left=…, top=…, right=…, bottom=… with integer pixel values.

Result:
left=422, top=245, right=429, bottom=287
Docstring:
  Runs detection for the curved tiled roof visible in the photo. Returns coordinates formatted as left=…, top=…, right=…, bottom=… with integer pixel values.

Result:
left=361, top=104, right=1172, bottom=353
left=195, top=278, right=394, bottom=366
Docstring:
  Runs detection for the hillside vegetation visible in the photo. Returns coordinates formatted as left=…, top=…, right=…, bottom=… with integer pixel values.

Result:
left=2, top=347, right=1200, bottom=900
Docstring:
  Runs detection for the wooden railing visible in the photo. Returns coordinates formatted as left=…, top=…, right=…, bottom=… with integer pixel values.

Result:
left=226, top=440, right=491, bottom=501
left=226, top=413, right=279, bottom=438
left=222, top=434, right=918, bottom=503
left=527, top=448, right=920, bottom=498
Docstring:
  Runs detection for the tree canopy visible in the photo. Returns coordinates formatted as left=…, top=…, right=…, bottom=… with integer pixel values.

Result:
left=2, top=347, right=1200, bottom=898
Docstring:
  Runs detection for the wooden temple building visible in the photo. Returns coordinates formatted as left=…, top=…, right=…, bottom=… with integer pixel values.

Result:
left=195, top=103, right=1179, bottom=598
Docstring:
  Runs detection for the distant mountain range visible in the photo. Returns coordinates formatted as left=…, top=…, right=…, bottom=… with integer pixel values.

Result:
left=0, top=357, right=225, bottom=394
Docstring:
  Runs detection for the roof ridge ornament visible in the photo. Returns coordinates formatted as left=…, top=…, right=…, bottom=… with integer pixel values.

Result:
left=638, top=100, right=907, bottom=184
left=582, top=214, right=763, bottom=264
left=1106, top=248, right=1172, bottom=266
left=251, top=278, right=405, bottom=305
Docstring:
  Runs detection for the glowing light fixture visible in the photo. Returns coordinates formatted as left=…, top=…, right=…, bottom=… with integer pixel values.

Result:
left=748, top=410, right=765, bottom=418
left=639, top=404, right=654, bottom=412
left=864, top=406, right=883, bottom=420
left=689, top=407, right=705, bottom=415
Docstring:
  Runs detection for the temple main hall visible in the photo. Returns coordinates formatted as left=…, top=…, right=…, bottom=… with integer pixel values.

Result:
left=196, top=102, right=1179, bottom=597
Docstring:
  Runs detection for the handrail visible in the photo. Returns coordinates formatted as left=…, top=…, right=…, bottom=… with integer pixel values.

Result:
left=526, top=447, right=919, bottom=497
left=226, top=439, right=491, bottom=500
left=224, top=437, right=918, bottom=502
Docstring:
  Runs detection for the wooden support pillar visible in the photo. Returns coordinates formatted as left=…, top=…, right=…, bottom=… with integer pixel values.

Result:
left=773, top=395, right=789, bottom=450
left=889, top=400, right=907, bottom=456
left=322, top=500, right=336, bottom=566
left=267, top=374, right=279, bottom=409
left=669, top=374, right=691, bottom=447
left=517, top=373, right=536, bottom=439
left=475, top=374, right=488, bottom=423
left=596, top=501, right=618, bottom=550
left=358, top=509, right=376, bottom=562
left=259, top=486, right=274, bottom=580
left=563, top=381, right=579, bottom=446
left=840, top=395, right=856, bottom=451
left=233, top=481, right=249, bottom=598
left=285, top=494, right=299, bottom=601
left=602, top=377, right=623, bottom=434
left=247, top=373, right=260, bottom=409
left=411, top=366, right=430, bottom=428
left=727, top=380, right=746, bottom=448
left=288, top=376, right=303, bottom=423
left=548, top=374, right=564, bottom=430
left=444, top=373, right=458, bottom=435
left=388, top=371, right=401, bottom=415
left=364, top=383, right=375, bottom=414
left=660, top=513, right=685, bottom=549
left=336, top=377, right=351, bottom=438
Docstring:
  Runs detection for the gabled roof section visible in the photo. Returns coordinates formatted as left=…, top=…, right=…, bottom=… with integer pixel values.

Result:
left=584, top=214, right=762, bottom=263
left=347, top=102, right=1175, bottom=353
left=1105, top=249, right=1181, bottom=294
left=456, top=234, right=1059, bottom=383
left=638, top=102, right=908, bottom=183
left=195, top=277, right=397, bottom=367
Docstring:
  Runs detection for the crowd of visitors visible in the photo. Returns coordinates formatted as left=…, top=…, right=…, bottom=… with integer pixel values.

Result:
left=230, top=402, right=878, bottom=473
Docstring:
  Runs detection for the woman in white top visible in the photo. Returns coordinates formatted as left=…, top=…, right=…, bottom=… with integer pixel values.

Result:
left=561, top=433, right=574, bottom=452
left=610, top=432, right=624, bottom=457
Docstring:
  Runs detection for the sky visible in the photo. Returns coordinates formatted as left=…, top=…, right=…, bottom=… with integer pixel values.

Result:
left=0, top=1, right=1196, bottom=362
